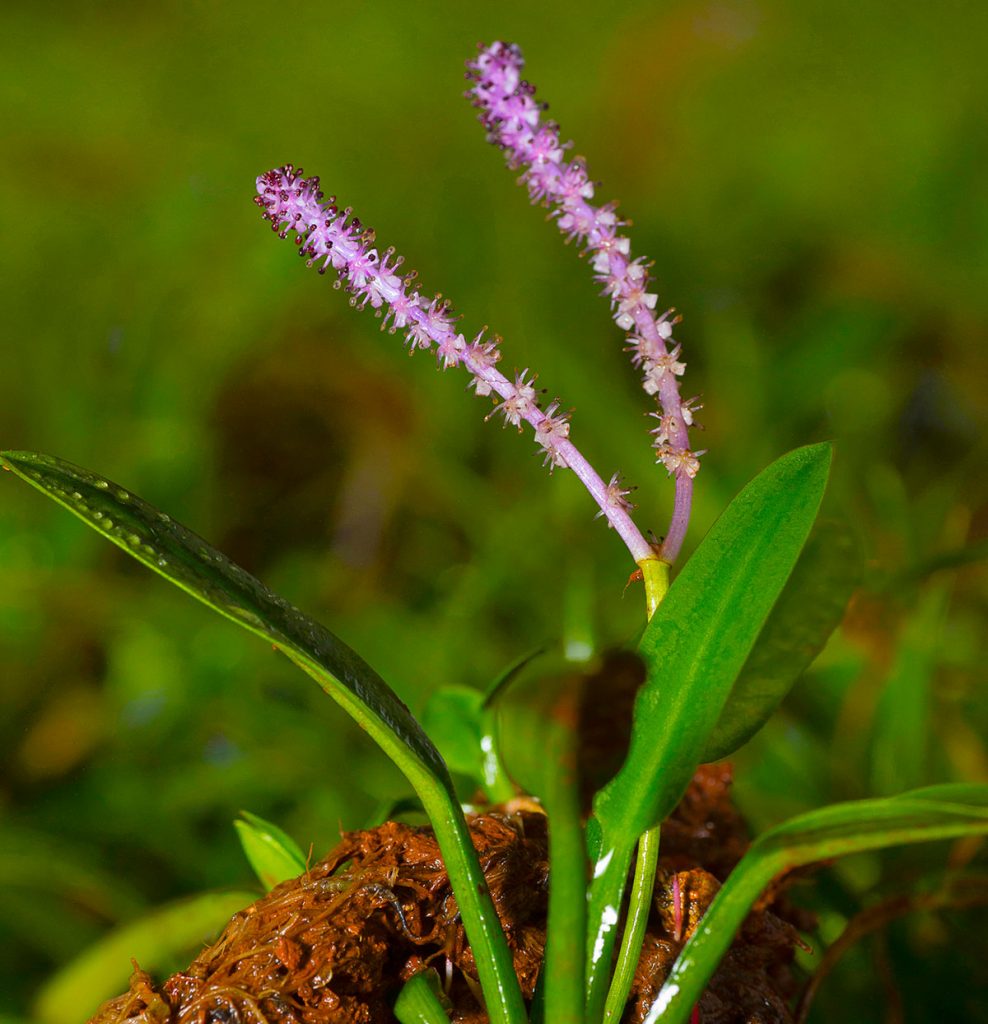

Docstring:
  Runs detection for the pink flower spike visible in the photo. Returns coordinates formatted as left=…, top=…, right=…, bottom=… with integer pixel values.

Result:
left=467, top=42, right=701, bottom=563
left=255, top=164, right=657, bottom=566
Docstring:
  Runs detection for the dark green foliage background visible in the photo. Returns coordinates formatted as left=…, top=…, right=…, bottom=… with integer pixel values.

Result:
left=0, top=1, right=985, bottom=1020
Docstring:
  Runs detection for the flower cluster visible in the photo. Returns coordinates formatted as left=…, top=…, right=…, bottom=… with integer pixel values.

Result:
left=466, top=41, right=703, bottom=560
left=255, top=165, right=654, bottom=564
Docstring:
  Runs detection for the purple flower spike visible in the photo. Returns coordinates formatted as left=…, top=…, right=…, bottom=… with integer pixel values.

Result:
left=255, top=165, right=656, bottom=566
left=467, top=42, right=703, bottom=562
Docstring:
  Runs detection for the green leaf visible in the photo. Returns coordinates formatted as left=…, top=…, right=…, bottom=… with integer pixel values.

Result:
left=1, top=450, right=448, bottom=788
left=234, top=811, right=308, bottom=891
left=597, top=443, right=833, bottom=837
left=421, top=686, right=487, bottom=782
left=585, top=443, right=832, bottom=1019
left=394, top=970, right=453, bottom=1024
left=647, top=786, right=988, bottom=1024
left=703, top=517, right=861, bottom=761
left=1, top=451, right=527, bottom=1024
left=33, top=890, right=256, bottom=1024
left=422, top=647, right=546, bottom=802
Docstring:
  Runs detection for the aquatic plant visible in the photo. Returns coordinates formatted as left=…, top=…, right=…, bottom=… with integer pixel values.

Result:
left=7, top=40, right=987, bottom=1024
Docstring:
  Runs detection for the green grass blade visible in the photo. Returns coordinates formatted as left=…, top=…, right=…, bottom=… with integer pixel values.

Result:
left=2, top=451, right=527, bottom=1024
left=585, top=443, right=831, bottom=1018
left=234, top=811, right=308, bottom=891
left=33, top=890, right=256, bottom=1024
left=703, top=517, right=861, bottom=761
left=646, top=787, right=988, bottom=1024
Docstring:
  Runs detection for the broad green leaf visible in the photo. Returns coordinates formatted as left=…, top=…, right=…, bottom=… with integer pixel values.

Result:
left=647, top=786, right=988, bottom=1024
left=585, top=443, right=832, bottom=1019
left=1, top=451, right=527, bottom=1024
left=703, top=517, right=861, bottom=761
left=33, top=890, right=256, bottom=1024
left=597, top=443, right=833, bottom=837
left=234, top=811, right=308, bottom=891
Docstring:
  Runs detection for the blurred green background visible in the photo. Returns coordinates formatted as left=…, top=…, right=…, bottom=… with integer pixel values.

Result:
left=1, top=0, right=985, bottom=1020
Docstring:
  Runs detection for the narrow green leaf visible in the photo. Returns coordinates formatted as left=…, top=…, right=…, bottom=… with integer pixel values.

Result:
left=1, top=450, right=448, bottom=788
left=394, top=971, right=453, bottom=1024
left=234, top=811, right=307, bottom=891
left=482, top=645, right=550, bottom=706
left=647, top=786, right=988, bottom=1024
left=703, top=517, right=861, bottom=761
left=33, top=890, right=256, bottom=1024
left=585, top=444, right=832, bottom=1018
left=2, top=451, right=527, bottom=1024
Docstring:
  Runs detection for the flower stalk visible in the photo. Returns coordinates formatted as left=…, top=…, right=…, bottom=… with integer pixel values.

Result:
left=466, top=42, right=703, bottom=562
left=255, top=165, right=659, bottom=567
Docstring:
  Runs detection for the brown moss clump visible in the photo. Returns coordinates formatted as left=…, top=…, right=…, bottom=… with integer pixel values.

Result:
left=89, top=767, right=807, bottom=1024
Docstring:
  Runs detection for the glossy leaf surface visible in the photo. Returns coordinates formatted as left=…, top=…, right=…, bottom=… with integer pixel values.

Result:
left=1, top=451, right=527, bottom=1024
left=1, top=451, right=449, bottom=789
left=647, top=786, right=988, bottom=1024
left=703, top=517, right=860, bottom=761
left=595, top=443, right=833, bottom=838
left=234, top=811, right=308, bottom=891
left=585, top=444, right=831, bottom=1019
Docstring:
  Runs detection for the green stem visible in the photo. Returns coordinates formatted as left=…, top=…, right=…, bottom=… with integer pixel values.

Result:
left=419, top=787, right=528, bottom=1024
left=584, top=840, right=635, bottom=1021
left=543, top=741, right=588, bottom=1024
left=638, top=557, right=670, bottom=621
left=585, top=558, right=667, bottom=1019
left=602, top=826, right=660, bottom=1022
